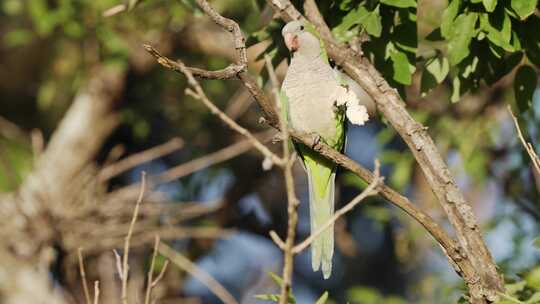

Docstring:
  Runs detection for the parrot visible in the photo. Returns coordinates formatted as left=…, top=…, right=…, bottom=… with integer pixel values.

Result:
left=280, top=20, right=368, bottom=279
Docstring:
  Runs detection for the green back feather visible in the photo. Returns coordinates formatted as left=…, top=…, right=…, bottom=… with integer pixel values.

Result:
left=304, top=22, right=329, bottom=64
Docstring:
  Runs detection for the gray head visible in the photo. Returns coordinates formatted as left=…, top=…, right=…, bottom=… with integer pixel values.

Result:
left=281, top=21, right=321, bottom=58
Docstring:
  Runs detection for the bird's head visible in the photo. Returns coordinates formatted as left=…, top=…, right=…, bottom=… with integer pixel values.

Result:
left=282, top=21, right=321, bottom=58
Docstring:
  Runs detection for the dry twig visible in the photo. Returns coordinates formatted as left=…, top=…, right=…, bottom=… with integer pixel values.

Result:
left=158, top=243, right=239, bottom=304
left=264, top=55, right=299, bottom=304
left=100, top=138, right=184, bottom=181
left=93, top=281, right=100, bottom=304
left=78, top=248, right=92, bottom=304
left=144, top=236, right=169, bottom=304
left=508, top=106, right=540, bottom=176
left=144, top=45, right=284, bottom=167
left=157, top=130, right=275, bottom=183
left=269, top=230, right=285, bottom=250
left=121, top=171, right=147, bottom=304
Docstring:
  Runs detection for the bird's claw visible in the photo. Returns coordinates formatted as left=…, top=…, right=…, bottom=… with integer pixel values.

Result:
left=311, top=134, right=321, bottom=149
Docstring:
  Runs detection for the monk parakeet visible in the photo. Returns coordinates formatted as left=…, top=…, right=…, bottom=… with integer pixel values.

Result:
left=280, top=20, right=369, bottom=279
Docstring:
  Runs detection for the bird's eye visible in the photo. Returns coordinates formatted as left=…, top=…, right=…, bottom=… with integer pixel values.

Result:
left=300, top=25, right=304, bottom=31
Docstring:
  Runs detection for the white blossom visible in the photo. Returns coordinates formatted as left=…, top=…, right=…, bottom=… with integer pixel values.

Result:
left=334, top=85, right=369, bottom=125
left=346, top=101, right=369, bottom=125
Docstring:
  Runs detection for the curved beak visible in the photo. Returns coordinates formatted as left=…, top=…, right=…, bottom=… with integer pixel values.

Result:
left=284, top=33, right=299, bottom=52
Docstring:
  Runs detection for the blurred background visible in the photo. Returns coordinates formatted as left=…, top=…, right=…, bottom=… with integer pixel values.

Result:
left=1, top=0, right=540, bottom=303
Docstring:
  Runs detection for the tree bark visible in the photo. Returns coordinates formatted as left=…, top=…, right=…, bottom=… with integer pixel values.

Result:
left=0, top=65, right=125, bottom=303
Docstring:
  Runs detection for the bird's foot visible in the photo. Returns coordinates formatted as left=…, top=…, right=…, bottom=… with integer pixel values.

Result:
left=271, top=133, right=284, bottom=144
left=311, top=133, right=321, bottom=149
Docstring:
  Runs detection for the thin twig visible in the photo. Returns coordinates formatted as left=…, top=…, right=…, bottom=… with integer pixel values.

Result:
left=93, top=281, right=100, bottom=304
left=144, top=44, right=284, bottom=167
left=151, top=260, right=169, bottom=288
left=113, top=249, right=123, bottom=280
left=103, top=0, right=143, bottom=17
left=157, top=130, right=275, bottom=183
left=0, top=115, right=28, bottom=141
left=264, top=54, right=298, bottom=304
left=122, top=171, right=147, bottom=304
left=269, top=230, right=286, bottom=250
left=30, top=129, right=44, bottom=159
left=508, top=106, right=540, bottom=176
left=78, top=248, right=92, bottom=304
left=100, top=138, right=184, bottom=181
left=279, top=155, right=299, bottom=304
left=293, top=161, right=382, bottom=254
left=158, top=243, right=239, bottom=304
left=103, top=4, right=126, bottom=17
left=145, top=236, right=160, bottom=304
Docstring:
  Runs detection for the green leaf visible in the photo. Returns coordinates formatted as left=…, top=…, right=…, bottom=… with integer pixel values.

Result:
left=379, top=0, right=417, bottom=8
left=462, top=56, right=479, bottom=78
left=255, top=294, right=281, bottom=302
left=521, top=17, right=540, bottom=69
left=505, top=281, right=527, bottom=295
left=362, top=6, right=382, bottom=38
left=514, top=65, right=538, bottom=113
left=482, top=0, right=497, bottom=12
left=332, top=5, right=370, bottom=42
left=526, top=266, right=540, bottom=290
left=421, top=56, right=449, bottom=96
left=315, top=291, right=329, bottom=304
left=484, top=51, right=523, bottom=85
left=390, top=50, right=415, bottom=85
left=427, top=56, right=450, bottom=83
left=480, top=10, right=514, bottom=51
left=526, top=292, right=540, bottom=303
left=268, top=271, right=284, bottom=286
left=447, top=12, right=478, bottom=65
left=393, top=20, right=418, bottom=54
left=441, top=0, right=461, bottom=38
left=451, top=76, right=461, bottom=102
left=511, top=0, right=538, bottom=20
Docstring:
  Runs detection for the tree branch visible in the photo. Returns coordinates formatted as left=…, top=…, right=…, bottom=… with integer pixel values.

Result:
left=508, top=106, right=540, bottom=176
left=144, top=44, right=284, bottom=168
left=265, top=55, right=299, bottom=304
left=121, top=172, right=147, bottom=304
left=158, top=243, right=239, bottom=304
left=99, top=137, right=184, bottom=181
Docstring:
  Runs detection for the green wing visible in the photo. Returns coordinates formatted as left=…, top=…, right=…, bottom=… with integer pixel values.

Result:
left=305, top=22, right=329, bottom=64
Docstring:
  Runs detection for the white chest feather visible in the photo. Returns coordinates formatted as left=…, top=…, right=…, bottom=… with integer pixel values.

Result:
left=282, top=56, right=340, bottom=139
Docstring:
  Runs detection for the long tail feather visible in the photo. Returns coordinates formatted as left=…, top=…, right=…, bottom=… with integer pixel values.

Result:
left=305, top=160, right=335, bottom=279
